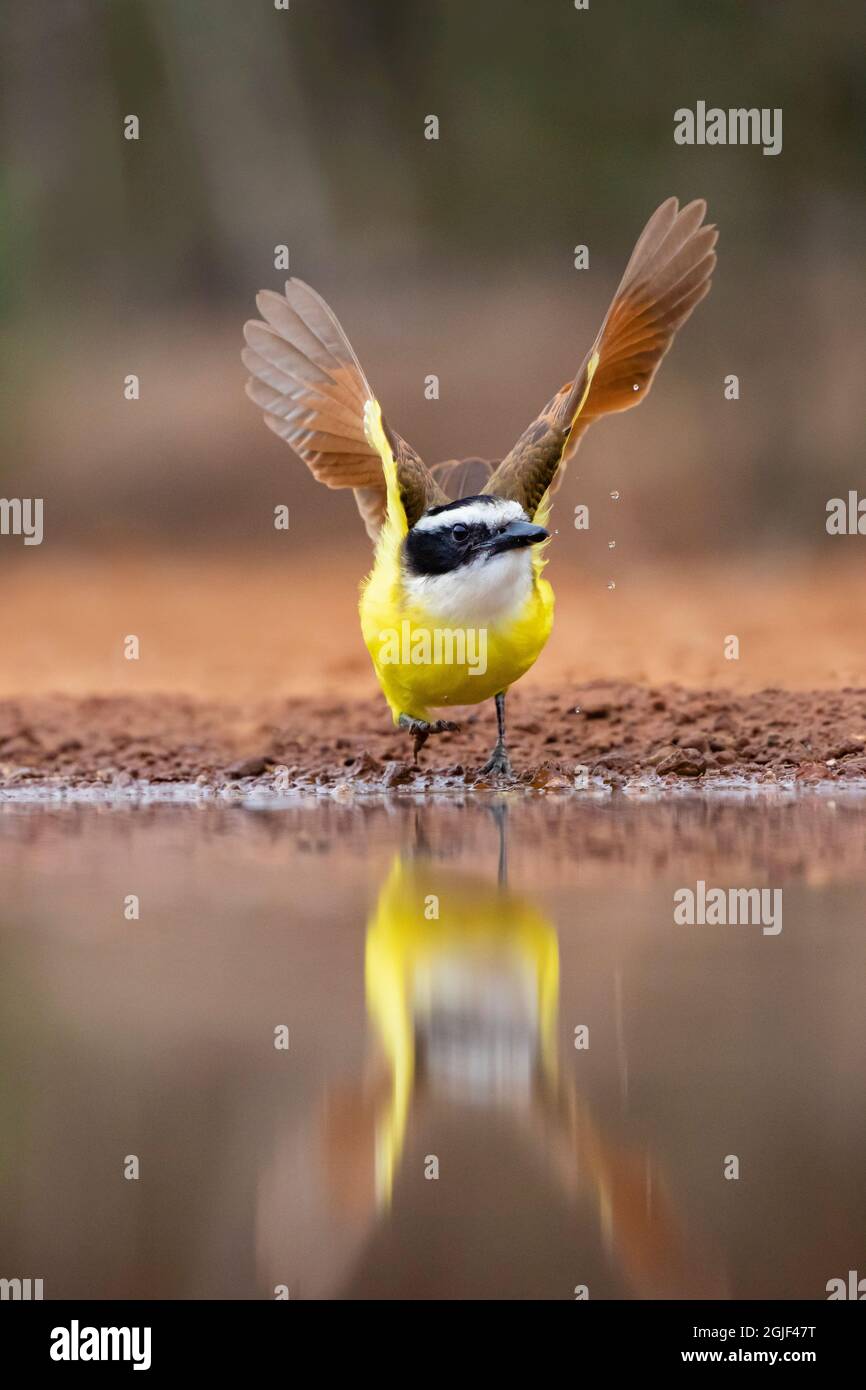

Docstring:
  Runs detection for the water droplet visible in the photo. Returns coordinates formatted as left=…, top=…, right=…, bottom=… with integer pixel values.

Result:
left=610, top=490, right=620, bottom=501
left=607, top=580, right=616, bottom=591
left=608, top=540, right=616, bottom=549
left=632, top=383, right=640, bottom=392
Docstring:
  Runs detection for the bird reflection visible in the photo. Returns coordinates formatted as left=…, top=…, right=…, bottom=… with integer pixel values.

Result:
left=257, top=807, right=724, bottom=1299
left=362, top=826, right=559, bottom=1208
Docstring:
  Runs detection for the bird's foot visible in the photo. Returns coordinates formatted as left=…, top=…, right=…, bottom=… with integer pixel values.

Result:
left=398, top=715, right=461, bottom=763
left=480, top=743, right=513, bottom=778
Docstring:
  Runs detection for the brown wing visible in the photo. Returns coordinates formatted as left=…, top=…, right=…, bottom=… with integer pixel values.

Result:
left=243, top=279, right=444, bottom=538
left=483, top=198, right=718, bottom=518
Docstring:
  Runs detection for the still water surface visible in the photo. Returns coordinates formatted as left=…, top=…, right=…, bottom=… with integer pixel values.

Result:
left=1, top=792, right=864, bottom=1299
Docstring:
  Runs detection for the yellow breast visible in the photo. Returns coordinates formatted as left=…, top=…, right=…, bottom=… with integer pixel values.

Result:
left=359, top=542, right=554, bottom=722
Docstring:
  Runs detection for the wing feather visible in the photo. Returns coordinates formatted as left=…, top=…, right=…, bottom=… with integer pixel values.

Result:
left=483, top=198, right=717, bottom=517
left=243, top=279, right=443, bottom=539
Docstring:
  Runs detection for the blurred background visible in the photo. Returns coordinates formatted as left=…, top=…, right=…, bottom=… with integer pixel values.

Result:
left=1, top=0, right=864, bottom=696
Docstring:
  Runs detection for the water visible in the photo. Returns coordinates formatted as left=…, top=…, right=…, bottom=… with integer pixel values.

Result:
left=1, top=792, right=864, bottom=1300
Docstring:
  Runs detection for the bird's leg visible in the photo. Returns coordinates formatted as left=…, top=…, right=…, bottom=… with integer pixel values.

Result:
left=398, top=714, right=460, bottom=764
left=480, top=692, right=513, bottom=777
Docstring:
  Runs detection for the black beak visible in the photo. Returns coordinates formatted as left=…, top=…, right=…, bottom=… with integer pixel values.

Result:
left=484, top=519, right=550, bottom=555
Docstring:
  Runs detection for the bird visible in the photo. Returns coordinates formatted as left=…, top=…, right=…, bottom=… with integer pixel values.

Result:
left=243, top=197, right=717, bottom=775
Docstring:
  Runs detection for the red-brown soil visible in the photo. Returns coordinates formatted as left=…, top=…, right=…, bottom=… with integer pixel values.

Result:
left=2, top=682, right=865, bottom=793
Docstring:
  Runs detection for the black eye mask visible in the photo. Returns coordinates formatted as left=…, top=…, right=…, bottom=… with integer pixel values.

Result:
left=404, top=514, right=548, bottom=577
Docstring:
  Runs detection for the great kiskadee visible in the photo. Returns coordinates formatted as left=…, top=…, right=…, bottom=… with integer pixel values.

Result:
left=243, top=198, right=717, bottom=773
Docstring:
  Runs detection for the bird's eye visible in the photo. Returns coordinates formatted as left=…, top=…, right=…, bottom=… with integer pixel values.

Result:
left=452, top=523, right=469, bottom=542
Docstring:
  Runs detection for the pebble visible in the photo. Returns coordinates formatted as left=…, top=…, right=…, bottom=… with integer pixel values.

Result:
left=655, top=748, right=707, bottom=777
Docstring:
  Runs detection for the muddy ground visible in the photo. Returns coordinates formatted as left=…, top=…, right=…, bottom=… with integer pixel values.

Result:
left=2, top=682, right=865, bottom=794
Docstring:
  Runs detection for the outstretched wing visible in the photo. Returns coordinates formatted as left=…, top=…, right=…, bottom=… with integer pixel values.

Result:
left=243, top=279, right=445, bottom=539
left=483, top=198, right=718, bottom=519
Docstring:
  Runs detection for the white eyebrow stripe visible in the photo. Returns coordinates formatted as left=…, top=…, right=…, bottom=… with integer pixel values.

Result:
left=413, top=499, right=525, bottom=533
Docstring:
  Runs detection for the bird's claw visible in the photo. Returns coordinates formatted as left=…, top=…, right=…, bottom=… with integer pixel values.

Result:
left=480, top=745, right=513, bottom=778
left=398, top=715, right=461, bottom=763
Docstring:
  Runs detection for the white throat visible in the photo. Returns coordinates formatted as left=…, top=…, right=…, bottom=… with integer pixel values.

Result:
left=402, top=548, right=534, bottom=627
